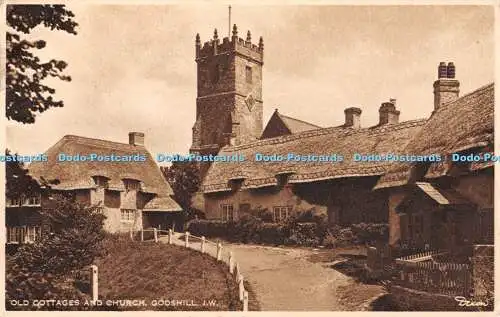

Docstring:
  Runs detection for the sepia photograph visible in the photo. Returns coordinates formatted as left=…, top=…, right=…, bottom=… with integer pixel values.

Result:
left=3, top=2, right=496, bottom=313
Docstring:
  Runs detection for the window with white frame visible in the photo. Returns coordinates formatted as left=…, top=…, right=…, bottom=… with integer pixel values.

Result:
left=7, top=197, right=21, bottom=206
left=123, top=179, right=141, bottom=191
left=220, top=204, right=234, bottom=222
left=273, top=206, right=292, bottom=222
left=23, top=194, right=41, bottom=206
left=120, top=209, right=136, bottom=222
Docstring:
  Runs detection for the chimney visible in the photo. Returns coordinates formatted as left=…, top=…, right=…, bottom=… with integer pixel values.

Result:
left=379, top=99, right=400, bottom=125
left=344, top=107, right=362, bottom=129
left=129, top=132, right=144, bottom=146
left=433, top=61, right=460, bottom=111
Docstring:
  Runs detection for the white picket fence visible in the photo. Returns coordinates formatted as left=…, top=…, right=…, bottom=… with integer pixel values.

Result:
left=133, top=228, right=249, bottom=311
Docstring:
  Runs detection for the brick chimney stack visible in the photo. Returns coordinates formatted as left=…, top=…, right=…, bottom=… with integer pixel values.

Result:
left=129, top=132, right=145, bottom=146
left=379, top=99, right=400, bottom=125
left=344, top=107, right=362, bottom=129
left=433, top=62, right=460, bottom=111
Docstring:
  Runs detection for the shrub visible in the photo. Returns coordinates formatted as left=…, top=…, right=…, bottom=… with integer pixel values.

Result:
left=351, top=223, right=389, bottom=245
left=13, top=198, right=106, bottom=275
left=6, top=196, right=107, bottom=309
left=324, top=223, right=389, bottom=248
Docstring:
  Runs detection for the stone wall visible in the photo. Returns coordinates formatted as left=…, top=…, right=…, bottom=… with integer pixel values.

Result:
left=388, top=285, right=465, bottom=311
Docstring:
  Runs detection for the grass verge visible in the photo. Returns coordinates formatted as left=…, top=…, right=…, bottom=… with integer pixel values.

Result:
left=95, top=237, right=242, bottom=311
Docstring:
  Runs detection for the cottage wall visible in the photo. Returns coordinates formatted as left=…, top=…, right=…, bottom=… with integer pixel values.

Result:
left=204, top=185, right=327, bottom=220
left=388, top=189, right=406, bottom=246
left=203, top=177, right=388, bottom=225
left=454, top=172, right=493, bottom=209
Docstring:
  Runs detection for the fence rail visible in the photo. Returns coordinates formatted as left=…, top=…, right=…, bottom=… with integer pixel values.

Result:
left=396, top=250, right=448, bottom=263
left=133, top=228, right=249, bottom=311
left=391, top=258, right=472, bottom=297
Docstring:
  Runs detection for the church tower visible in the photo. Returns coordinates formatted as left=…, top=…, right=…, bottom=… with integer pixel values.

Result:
left=190, top=25, right=264, bottom=158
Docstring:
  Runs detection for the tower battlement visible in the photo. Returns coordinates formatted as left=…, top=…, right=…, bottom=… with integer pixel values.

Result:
left=196, top=25, right=263, bottom=64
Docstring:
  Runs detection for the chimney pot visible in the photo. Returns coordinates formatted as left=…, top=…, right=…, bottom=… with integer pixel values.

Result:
left=447, top=62, right=455, bottom=79
left=129, top=132, right=145, bottom=146
left=344, top=107, right=362, bottom=129
left=433, top=62, right=460, bottom=111
left=379, top=101, right=400, bottom=125
left=438, top=62, right=447, bottom=79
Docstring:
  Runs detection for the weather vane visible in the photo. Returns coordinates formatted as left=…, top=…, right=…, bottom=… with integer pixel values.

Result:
left=228, top=5, right=232, bottom=37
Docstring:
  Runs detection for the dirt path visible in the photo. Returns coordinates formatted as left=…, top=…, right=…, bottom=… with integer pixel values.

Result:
left=160, top=234, right=357, bottom=311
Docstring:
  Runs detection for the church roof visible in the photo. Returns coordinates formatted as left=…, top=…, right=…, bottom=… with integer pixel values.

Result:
left=28, top=135, right=182, bottom=212
left=375, top=83, right=494, bottom=189
left=261, top=109, right=322, bottom=139
left=276, top=111, right=322, bottom=133
left=202, top=118, right=426, bottom=193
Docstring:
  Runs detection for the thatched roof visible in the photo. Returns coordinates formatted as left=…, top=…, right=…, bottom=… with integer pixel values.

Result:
left=202, top=119, right=426, bottom=193
left=375, top=83, right=494, bottom=189
left=28, top=135, right=182, bottom=212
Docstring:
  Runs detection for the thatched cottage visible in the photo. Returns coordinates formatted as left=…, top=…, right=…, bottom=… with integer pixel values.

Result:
left=6, top=132, right=182, bottom=242
left=375, top=80, right=494, bottom=251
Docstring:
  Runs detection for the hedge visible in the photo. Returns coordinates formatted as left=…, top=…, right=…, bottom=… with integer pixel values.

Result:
left=187, top=216, right=388, bottom=248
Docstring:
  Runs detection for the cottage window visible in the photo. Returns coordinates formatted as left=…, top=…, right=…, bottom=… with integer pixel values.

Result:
left=273, top=206, right=292, bottom=222
left=123, top=179, right=141, bottom=191
left=120, top=209, right=136, bottom=222
left=7, top=197, right=21, bottom=206
left=220, top=204, right=234, bottom=222
left=93, top=176, right=109, bottom=188
left=23, top=194, right=41, bottom=206
left=245, top=66, right=252, bottom=83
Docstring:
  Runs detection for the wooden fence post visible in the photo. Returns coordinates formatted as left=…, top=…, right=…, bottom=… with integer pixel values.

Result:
left=235, top=263, right=240, bottom=281
left=243, top=290, right=248, bottom=311
left=153, top=228, right=158, bottom=242
left=168, top=229, right=173, bottom=244
left=201, top=236, right=206, bottom=253
left=229, top=252, right=234, bottom=274
left=140, top=229, right=144, bottom=242
left=216, top=243, right=222, bottom=261
left=185, top=231, right=190, bottom=248
left=239, top=276, right=244, bottom=300
left=129, top=228, right=133, bottom=241
left=90, top=265, right=98, bottom=302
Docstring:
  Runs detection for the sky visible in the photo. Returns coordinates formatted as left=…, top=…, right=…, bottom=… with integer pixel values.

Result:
left=6, top=4, right=495, bottom=162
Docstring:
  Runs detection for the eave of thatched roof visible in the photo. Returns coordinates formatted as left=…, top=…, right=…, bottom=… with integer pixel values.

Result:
left=202, top=119, right=426, bottom=193
left=28, top=135, right=182, bottom=212
left=375, top=83, right=494, bottom=189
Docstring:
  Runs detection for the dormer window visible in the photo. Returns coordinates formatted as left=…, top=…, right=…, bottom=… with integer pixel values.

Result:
left=92, top=176, right=109, bottom=188
left=123, top=179, right=141, bottom=192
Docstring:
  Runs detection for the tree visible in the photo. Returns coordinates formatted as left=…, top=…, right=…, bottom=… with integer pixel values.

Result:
left=5, top=149, right=41, bottom=199
left=161, top=162, right=202, bottom=220
left=6, top=5, right=78, bottom=123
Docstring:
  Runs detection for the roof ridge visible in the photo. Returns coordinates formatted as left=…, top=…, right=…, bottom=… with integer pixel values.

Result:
left=62, top=134, right=146, bottom=150
left=278, top=112, right=322, bottom=128
left=436, top=82, right=494, bottom=112
left=225, top=118, right=427, bottom=152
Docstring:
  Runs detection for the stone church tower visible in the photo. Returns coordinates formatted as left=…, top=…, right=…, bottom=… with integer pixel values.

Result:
left=190, top=25, right=264, bottom=160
